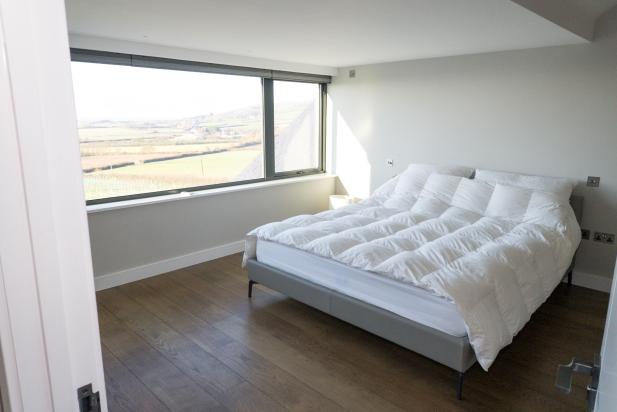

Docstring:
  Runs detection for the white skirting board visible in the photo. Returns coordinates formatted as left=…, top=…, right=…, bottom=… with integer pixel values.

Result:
left=94, top=240, right=245, bottom=291
left=566, top=270, right=613, bottom=293
left=94, top=243, right=613, bottom=294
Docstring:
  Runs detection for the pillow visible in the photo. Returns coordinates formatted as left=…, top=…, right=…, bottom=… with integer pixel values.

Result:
left=418, top=174, right=495, bottom=215
left=474, top=169, right=576, bottom=202
left=485, top=184, right=533, bottom=221
left=392, top=164, right=474, bottom=198
left=485, top=183, right=563, bottom=224
left=383, top=164, right=473, bottom=209
left=524, top=190, right=563, bottom=225
left=450, top=178, right=494, bottom=215
left=372, top=175, right=399, bottom=198
left=419, top=174, right=464, bottom=204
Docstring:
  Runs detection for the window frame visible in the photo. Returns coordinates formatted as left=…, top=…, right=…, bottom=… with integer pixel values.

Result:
left=266, top=79, right=327, bottom=179
left=70, top=48, right=330, bottom=205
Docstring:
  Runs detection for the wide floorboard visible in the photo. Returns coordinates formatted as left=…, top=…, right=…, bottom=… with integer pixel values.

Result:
left=97, top=254, right=609, bottom=411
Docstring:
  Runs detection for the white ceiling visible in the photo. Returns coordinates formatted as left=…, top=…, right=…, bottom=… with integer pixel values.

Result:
left=65, top=0, right=610, bottom=69
left=568, top=0, right=617, bottom=18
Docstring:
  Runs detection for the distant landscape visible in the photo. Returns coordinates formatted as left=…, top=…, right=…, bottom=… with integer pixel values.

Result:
left=79, top=101, right=315, bottom=201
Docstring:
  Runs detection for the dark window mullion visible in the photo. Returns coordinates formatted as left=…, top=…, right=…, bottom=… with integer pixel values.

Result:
left=263, top=78, right=275, bottom=179
left=319, top=83, right=327, bottom=172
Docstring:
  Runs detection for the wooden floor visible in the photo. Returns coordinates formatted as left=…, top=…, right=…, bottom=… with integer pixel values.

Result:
left=97, top=254, right=609, bottom=412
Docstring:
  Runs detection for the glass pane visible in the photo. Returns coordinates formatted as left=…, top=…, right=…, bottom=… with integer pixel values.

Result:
left=71, top=62, right=264, bottom=202
left=273, top=81, right=320, bottom=173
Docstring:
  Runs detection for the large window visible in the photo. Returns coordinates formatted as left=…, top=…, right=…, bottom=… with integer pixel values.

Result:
left=70, top=50, right=328, bottom=204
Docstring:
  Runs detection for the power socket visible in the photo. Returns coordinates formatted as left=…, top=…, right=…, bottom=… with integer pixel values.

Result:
left=587, top=176, right=600, bottom=187
left=593, top=231, right=615, bottom=244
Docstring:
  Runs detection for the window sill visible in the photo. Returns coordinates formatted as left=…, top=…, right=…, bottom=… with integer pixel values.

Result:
left=86, top=173, right=336, bottom=214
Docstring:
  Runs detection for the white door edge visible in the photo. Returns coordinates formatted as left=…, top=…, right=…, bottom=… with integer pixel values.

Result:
left=0, top=0, right=107, bottom=409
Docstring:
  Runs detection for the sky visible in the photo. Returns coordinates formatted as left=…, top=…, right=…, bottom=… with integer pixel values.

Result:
left=71, top=62, right=317, bottom=122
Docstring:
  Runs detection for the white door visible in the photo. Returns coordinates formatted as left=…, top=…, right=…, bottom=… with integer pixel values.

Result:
left=0, top=0, right=106, bottom=410
left=596, top=264, right=617, bottom=411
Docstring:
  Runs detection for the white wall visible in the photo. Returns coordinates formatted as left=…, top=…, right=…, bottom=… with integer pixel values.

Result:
left=88, top=177, right=335, bottom=282
left=329, top=8, right=617, bottom=282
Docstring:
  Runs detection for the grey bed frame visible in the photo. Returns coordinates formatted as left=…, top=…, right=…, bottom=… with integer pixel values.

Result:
left=246, top=195, right=583, bottom=400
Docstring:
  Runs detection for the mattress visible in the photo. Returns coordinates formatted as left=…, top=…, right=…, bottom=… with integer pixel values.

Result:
left=256, top=239, right=468, bottom=337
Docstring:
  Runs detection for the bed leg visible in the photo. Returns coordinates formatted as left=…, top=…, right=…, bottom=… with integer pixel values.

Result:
left=567, top=270, right=573, bottom=287
left=456, top=371, right=464, bottom=400
left=248, top=280, right=257, bottom=298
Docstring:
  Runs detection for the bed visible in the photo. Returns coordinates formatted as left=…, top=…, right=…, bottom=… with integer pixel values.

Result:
left=243, top=165, right=582, bottom=399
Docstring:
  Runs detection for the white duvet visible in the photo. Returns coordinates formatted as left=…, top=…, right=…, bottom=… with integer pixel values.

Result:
left=243, top=172, right=580, bottom=370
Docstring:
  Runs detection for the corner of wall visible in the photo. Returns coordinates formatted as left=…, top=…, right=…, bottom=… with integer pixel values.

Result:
left=570, top=270, right=613, bottom=293
left=594, top=4, right=617, bottom=41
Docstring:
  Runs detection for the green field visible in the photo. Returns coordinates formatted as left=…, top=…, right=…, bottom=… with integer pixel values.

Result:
left=84, top=149, right=262, bottom=200
left=79, top=100, right=312, bottom=201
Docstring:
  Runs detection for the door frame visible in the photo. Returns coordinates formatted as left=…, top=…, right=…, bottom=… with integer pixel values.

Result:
left=0, top=0, right=106, bottom=410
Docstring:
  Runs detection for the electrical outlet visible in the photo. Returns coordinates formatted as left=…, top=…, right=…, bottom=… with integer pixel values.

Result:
left=593, top=231, right=615, bottom=244
left=581, top=229, right=590, bottom=240
left=587, top=176, right=600, bottom=187
left=386, top=158, right=394, bottom=167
